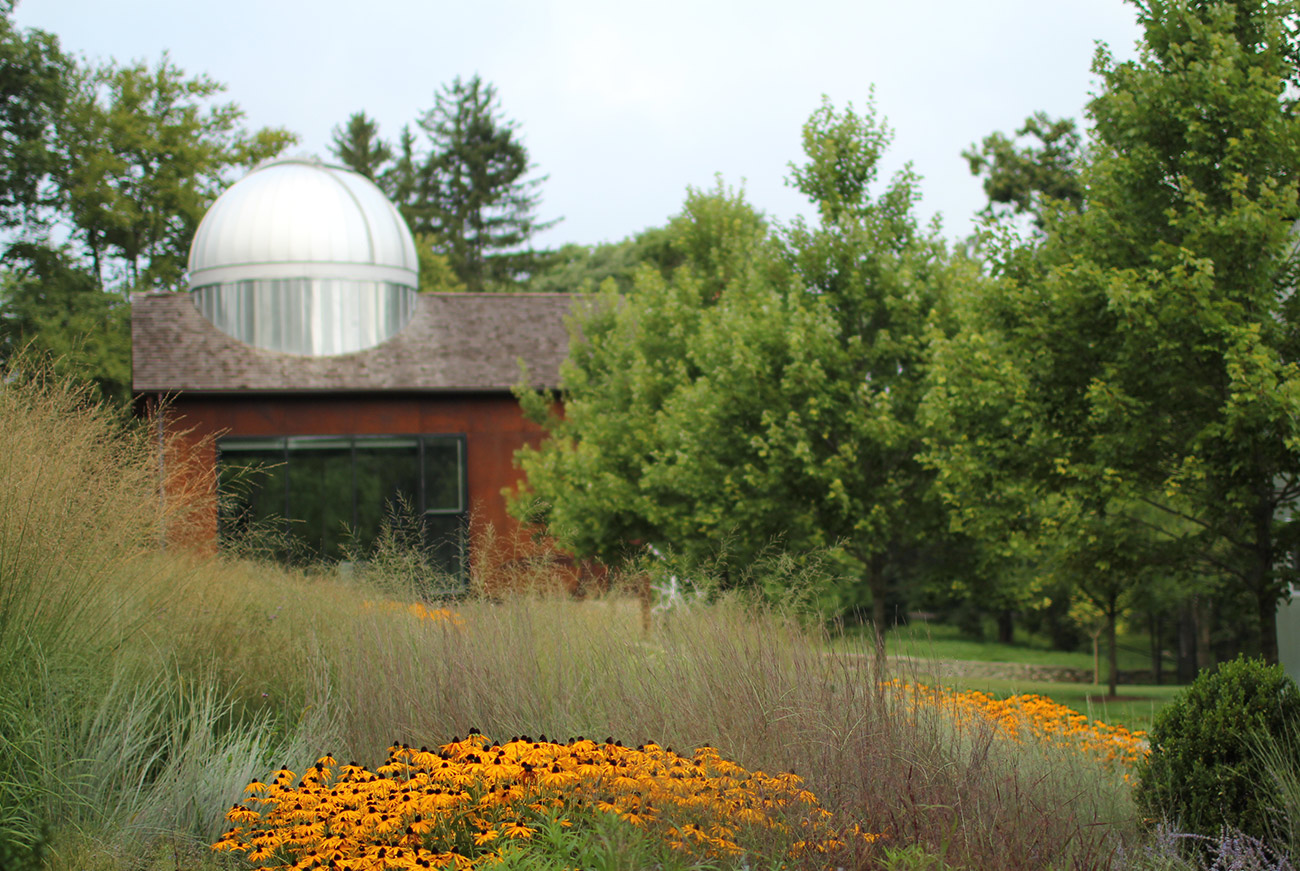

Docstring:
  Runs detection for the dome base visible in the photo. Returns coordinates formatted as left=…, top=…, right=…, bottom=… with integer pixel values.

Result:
left=194, top=279, right=416, bottom=356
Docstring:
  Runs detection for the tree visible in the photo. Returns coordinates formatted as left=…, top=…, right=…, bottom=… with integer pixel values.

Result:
left=963, top=112, right=1085, bottom=229
left=378, top=124, right=434, bottom=230
left=328, top=78, right=557, bottom=292
left=0, top=241, right=129, bottom=402
left=0, top=6, right=69, bottom=230
left=525, top=226, right=681, bottom=295
left=925, top=0, right=1300, bottom=664
left=0, top=22, right=297, bottom=402
left=509, top=180, right=768, bottom=568
left=329, top=111, right=392, bottom=182
left=418, top=75, right=556, bottom=291
left=513, top=101, right=976, bottom=632
left=55, top=54, right=295, bottom=293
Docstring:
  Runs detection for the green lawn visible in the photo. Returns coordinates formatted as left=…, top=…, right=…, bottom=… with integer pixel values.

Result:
left=855, top=619, right=1158, bottom=672
left=830, top=621, right=1188, bottom=733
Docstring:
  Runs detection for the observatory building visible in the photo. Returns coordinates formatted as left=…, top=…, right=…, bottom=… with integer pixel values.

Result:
left=132, top=157, right=572, bottom=586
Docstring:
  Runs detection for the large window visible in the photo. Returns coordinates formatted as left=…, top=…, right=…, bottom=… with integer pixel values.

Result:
left=218, top=435, right=467, bottom=587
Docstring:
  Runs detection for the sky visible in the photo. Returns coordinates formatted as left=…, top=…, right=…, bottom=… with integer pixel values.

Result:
left=13, top=0, right=1144, bottom=251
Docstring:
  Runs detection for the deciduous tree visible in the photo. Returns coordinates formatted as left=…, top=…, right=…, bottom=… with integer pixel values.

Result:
left=56, top=54, right=294, bottom=293
left=513, top=102, right=977, bottom=630
left=963, top=112, right=1085, bottom=229
left=0, top=242, right=129, bottom=402
left=925, top=0, right=1300, bottom=664
left=0, top=18, right=296, bottom=402
left=0, top=6, right=68, bottom=229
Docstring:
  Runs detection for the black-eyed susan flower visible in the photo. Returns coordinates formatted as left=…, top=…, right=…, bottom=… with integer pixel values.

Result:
left=216, top=733, right=875, bottom=868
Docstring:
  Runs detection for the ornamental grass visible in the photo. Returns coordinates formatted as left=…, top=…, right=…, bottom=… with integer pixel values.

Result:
left=3, top=361, right=1151, bottom=871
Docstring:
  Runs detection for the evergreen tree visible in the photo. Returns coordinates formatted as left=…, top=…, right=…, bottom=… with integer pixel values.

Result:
left=419, top=75, right=556, bottom=291
left=329, top=111, right=392, bottom=182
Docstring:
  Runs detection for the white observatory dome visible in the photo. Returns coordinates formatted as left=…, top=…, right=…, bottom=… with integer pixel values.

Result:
left=188, top=157, right=419, bottom=356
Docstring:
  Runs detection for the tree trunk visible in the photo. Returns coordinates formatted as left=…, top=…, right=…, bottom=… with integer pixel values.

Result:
left=997, top=609, right=1015, bottom=645
left=1107, top=600, right=1119, bottom=698
left=869, top=555, right=887, bottom=665
left=1260, top=586, right=1280, bottom=666
left=1091, top=632, right=1101, bottom=685
left=1149, top=610, right=1163, bottom=686
left=1195, top=598, right=1215, bottom=671
left=1178, top=602, right=1197, bottom=683
left=1251, top=488, right=1280, bottom=665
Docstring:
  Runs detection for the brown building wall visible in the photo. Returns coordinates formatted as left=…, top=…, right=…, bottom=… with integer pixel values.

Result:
left=155, top=390, right=551, bottom=572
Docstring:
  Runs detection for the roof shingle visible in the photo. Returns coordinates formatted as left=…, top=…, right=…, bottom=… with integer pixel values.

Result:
left=132, top=291, right=573, bottom=393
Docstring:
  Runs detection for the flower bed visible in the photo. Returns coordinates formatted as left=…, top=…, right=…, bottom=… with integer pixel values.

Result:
left=890, top=680, right=1149, bottom=769
left=214, top=733, right=877, bottom=869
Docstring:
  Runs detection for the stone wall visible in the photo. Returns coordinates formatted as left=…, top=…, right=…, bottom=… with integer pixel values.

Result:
left=889, top=656, right=1161, bottom=685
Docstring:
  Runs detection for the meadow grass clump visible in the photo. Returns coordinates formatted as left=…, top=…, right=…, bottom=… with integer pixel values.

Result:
left=0, top=363, right=185, bottom=851
left=0, top=363, right=348, bottom=862
left=291, top=560, right=1141, bottom=869
left=1, top=361, right=1159, bottom=870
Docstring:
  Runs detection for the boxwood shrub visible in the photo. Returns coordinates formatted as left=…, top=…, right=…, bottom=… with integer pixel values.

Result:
left=1135, top=655, right=1300, bottom=840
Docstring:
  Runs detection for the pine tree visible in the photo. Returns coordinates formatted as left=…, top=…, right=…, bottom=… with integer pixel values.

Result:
left=328, top=111, right=391, bottom=182
left=418, top=75, right=556, bottom=291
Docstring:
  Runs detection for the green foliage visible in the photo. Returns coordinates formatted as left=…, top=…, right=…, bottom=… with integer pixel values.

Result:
left=56, top=52, right=295, bottom=292
left=379, top=123, right=434, bottom=235
left=0, top=15, right=295, bottom=402
left=0, top=7, right=69, bottom=228
left=963, top=112, right=1084, bottom=229
left=514, top=100, right=978, bottom=625
left=413, top=232, right=466, bottom=293
left=329, top=110, right=392, bottom=182
left=526, top=226, right=680, bottom=294
left=879, top=843, right=958, bottom=871
left=1136, top=656, right=1300, bottom=840
left=419, top=75, right=556, bottom=291
left=1060, top=0, right=1300, bottom=663
left=0, top=825, right=50, bottom=871
left=340, top=77, right=557, bottom=292
left=510, top=177, right=766, bottom=568
left=488, top=809, right=726, bottom=871
left=925, top=0, right=1300, bottom=664
left=0, top=242, right=130, bottom=402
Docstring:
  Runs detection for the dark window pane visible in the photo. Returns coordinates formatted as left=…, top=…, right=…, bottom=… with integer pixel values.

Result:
left=354, top=438, right=421, bottom=550
left=217, top=441, right=286, bottom=552
left=285, top=438, right=353, bottom=562
left=423, top=512, right=466, bottom=583
left=423, top=437, right=462, bottom=511
left=216, top=434, right=468, bottom=587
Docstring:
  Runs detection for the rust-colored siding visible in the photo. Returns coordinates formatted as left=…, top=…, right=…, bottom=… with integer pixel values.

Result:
left=156, top=391, right=548, bottom=568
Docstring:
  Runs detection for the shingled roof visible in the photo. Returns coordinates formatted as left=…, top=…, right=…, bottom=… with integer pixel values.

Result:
left=132, top=291, right=574, bottom=393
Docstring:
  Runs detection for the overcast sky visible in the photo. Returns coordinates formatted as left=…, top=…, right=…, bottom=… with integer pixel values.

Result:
left=13, top=0, right=1144, bottom=250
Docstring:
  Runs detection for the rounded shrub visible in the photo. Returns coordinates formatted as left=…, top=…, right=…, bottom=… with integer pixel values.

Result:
left=1135, top=655, right=1300, bottom=840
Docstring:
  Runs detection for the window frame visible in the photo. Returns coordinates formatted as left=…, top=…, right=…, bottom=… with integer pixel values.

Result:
left=216, top=433, right=469, bottom=590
